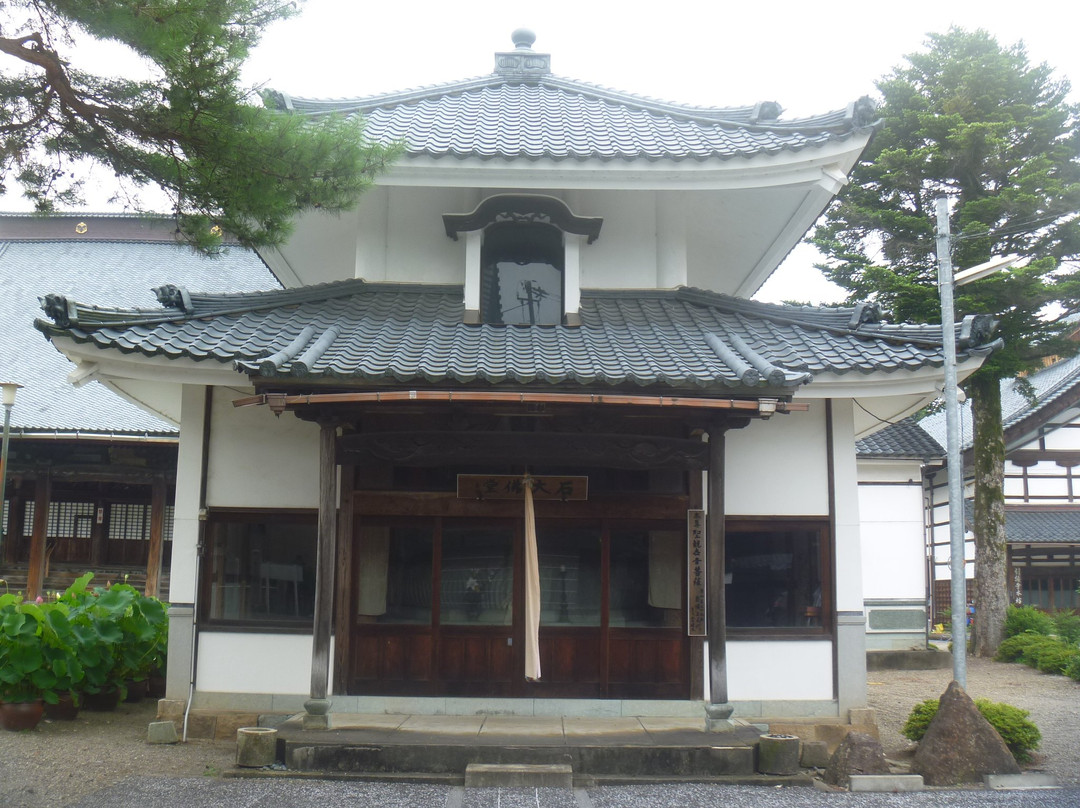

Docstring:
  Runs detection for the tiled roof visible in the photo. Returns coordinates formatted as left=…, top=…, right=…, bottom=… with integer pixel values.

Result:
left=920, top=352, right=1080, bottom=450
left=1004, top=509, right=1080, bottom=545
left=276, top=59, right=876, bottom=162
left=0, top=236, right=278, bottom=434
left=35, top=280, right=998, bottom=396
left=857, top=419, right=944, bottom=460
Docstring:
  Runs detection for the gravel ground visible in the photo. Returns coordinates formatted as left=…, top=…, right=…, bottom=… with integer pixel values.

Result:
left=0, top=657, right=1076, bottom=807
left=866, top=654, right=1080, bottom=786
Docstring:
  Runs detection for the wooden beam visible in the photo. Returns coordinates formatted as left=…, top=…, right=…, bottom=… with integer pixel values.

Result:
left=339, top=430, right=710, bottom=470
left=26, top=473, right=51, bottom=600
left=309, top=424, right=338, bottom=705
left=234, top=389, right=807, bottom=415
left=144, top=476, right=166, bottom=598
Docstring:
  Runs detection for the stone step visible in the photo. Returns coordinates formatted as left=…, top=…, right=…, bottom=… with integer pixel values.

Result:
left=465, top=763, right=573, bottom=788
left=283, top=739, right=756, bottom=778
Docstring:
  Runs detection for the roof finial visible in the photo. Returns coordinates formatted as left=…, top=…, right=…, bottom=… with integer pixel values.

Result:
left=511, top=28, right=536, bottom=50
left=495, top=29, right=550, bottom=78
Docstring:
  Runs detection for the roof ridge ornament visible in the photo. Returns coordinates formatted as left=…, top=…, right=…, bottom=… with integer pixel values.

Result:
left=495, top=28, right=550, bottom=79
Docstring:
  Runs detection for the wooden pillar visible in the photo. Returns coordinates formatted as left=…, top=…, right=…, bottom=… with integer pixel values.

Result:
left=705, top=422, right=733, bottom=730
left=305, top=423, right=338, bottom=728
left=144, top=476, right=167, bottom=598
left=26, top=473, right=51, bottom=600
left=332, top=463, right=355, bottom=696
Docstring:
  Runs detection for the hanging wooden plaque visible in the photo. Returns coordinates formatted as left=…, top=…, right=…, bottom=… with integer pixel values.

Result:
left=457, top=474, right=588, bottom=501
left=687, top=509, right=707, bottom=636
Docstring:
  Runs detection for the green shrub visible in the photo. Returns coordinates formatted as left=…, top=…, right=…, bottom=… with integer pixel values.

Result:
left=1052, top=610, right=1080, bottom=645
left=1028, top=638, right=1080, bottom=675
left=995, top=633, right=1048, bottom=663
left=974, top=700, right=1042, bottom=763
left=902, top=698, right=1041, bottom=763
left=1065, top=653, right=1080, bottom=682
left=1005, top=604, right=1054, bottom=638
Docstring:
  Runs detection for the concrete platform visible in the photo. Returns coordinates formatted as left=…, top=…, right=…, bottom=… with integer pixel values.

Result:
left=276, top=712, right=763, bottom=779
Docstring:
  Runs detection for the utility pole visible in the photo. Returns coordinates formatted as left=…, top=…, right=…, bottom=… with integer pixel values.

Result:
left=936, top=196, right=967, bottom=689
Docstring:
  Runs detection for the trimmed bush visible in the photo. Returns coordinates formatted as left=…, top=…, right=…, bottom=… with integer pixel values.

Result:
left=1028, top=639, right=1080, bottom=675
left=1065, top=653, right=1080, bottom=682
left=902, top=697, right=1041, bottom=763
left=1005, top=604, right=1054, bottom=638
left=996, top=632, right=1055, bottom=663
left=1052, top=610, right=1080, bottom=645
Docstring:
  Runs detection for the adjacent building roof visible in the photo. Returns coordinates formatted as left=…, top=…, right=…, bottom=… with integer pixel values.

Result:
left=1003, top=509, right=1080, bottom=545
left=271, top=31, right=877, bottom=163
left=920, top=351, right=1080, bottom=451
left=35, top=280, right=999, bottom=397
left=0, top=220, right=278, bottom=435
left=857, top=418, right=944, bottom=460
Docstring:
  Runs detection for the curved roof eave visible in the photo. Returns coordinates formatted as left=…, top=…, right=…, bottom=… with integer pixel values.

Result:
left=374, top=134, right=873, bottom=191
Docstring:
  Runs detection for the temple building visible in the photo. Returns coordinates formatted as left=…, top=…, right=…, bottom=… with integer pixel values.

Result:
left=33, top=32, right=998, bottom=726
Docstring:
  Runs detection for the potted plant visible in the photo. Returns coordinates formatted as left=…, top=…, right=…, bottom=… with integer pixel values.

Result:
left=0, top=593, right=82, bottom=729
left=61, top=575, right=168, bottom=709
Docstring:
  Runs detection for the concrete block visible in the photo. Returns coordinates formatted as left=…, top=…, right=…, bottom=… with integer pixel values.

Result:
left=848, top=708, right=876, bottom=725
left=258, top=713, right=290, bottom=729
left=155, top=699, right=185, bottom=723
left=757, top=734, right=800, bottom=775
left=184, top=713, right=217, bottom=740
left=147, top=720, right=179, bottom=744
left=985, top=773, right=1060, bottom=790
left=849, top=775, right=924, bottom=792
left=801, top=740, right=830, bottom=768
left=465, top=763, right=573, bottom=788
left=236, top=727, right=278, bottom=768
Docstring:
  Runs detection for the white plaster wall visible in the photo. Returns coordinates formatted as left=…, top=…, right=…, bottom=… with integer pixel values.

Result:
left=205, top=386, right=320, bottom=509
left=196, top=633, right=335, bottom=694
left=859, top=483, right=926, bottom=600
left=1041, top=418, right=1080, bottom=450
left=727, top=641, right=833, bottom=700
left=725, top=404, right=828, bottom=516
left=384, top=186, right=470, bottom=284
left=574, top=189, right=657, bottom=289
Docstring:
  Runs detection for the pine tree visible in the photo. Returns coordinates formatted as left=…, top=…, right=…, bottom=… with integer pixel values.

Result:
left=812, top=28, right=1080, bottom=656
left=0, top=1, right=398, bottom=251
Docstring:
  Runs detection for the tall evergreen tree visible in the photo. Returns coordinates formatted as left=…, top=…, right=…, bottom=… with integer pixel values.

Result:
left=812, top=28, right=1080, bottom=655
left=0, top=1, right=398, bottom=251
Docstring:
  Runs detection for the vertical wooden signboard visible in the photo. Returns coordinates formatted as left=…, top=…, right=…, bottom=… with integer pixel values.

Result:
left=687, top=509, right=707, bottom=636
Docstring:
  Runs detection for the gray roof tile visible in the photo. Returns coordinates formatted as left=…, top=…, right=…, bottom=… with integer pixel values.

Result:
left=0, top=236, right=278, bottom=434
left=279, top=74, right=875, bottom=162
left=857, top=419, right=944, bottom=460
left=36, top=281, right=998, bottom=396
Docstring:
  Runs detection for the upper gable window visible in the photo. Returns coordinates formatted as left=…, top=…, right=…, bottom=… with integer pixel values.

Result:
left=444, top=194, right=602, bottom=326
left=481, top=221, right=563, bottom=325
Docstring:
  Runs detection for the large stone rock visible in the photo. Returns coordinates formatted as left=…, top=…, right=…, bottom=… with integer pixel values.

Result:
left=911, top=680, right=1021, bottom=786
left=823, top=731, right=890, bottom=788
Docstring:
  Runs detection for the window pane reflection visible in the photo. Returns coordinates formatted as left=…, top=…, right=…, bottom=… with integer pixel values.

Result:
left=538, top=527, right=600, bottom=626
left=440, top=526, right=513, bottom=625
left=357, top=524, right=433, bottom=625
left=726, top=527, right=823, bottom=628
left=610, top=529, right=683, bottom=627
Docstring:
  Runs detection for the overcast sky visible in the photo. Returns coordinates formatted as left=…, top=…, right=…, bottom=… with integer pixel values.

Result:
left=5, top=1, right=1078, bottom=303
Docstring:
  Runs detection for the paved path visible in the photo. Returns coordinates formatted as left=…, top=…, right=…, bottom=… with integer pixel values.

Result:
left=68, top=779, right=1080, bottom=808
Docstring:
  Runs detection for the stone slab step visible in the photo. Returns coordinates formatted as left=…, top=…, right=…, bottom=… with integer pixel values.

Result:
left=465, top=763, right=572, bottom=788
left=284, top=741, right=756, bottom=777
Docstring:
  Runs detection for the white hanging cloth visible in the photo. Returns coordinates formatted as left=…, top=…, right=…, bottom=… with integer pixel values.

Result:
left=523, top=475, right=542, bottom=681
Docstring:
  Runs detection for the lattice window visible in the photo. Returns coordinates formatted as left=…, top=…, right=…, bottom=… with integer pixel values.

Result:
left=108, top=503, right=175, bottom=541
left=109, top=503, right=149, bottom=541
left=22, top=501, right=95, bottom=539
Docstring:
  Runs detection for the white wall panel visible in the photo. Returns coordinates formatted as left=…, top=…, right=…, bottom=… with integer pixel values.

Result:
left=725, top=405, right=828, bottom=515
left=197, top=633, right=335, bottom=694
left=859, top=484, right=926, bottom=600
left=728, top=641, right=833, bottom=700
left=205, top=387, right=320, bottom=508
